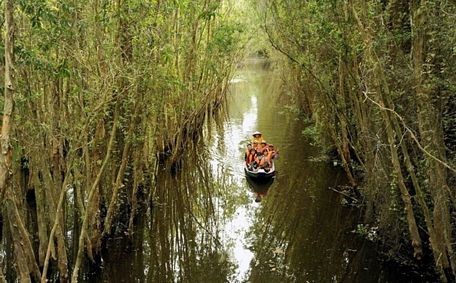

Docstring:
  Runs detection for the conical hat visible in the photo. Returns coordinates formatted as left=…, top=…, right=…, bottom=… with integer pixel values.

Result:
left=252, top=131, right=262, bottom=136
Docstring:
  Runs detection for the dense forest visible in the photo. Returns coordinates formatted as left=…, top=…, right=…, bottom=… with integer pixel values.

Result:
left=0, top=0, right=244, bottom=281
left=255, top=0, right=456, bottom=281
left=1, top=0, right=455, bottom=282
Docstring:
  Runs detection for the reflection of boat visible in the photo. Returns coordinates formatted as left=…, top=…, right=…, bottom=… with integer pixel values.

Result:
left=245, top=172, right=274, bottom=189
left=244, top=161, right=275, bottom=180
left=246, top=171, right=274, bottom=202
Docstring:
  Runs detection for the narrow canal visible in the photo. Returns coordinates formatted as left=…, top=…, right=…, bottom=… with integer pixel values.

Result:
left=86, top=59, right=411, bottom=282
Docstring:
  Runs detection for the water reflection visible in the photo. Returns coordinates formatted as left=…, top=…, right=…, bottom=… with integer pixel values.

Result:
left=245, top=176, right=274, bottom=203
left=87, top=151, right=238, bottom=283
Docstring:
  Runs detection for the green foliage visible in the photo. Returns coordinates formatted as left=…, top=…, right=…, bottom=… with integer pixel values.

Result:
left=200, top=2, right=220, bottom=20
left=209, top=23, right=244, bottom=55
left=301, top=124, right=319, bottom=144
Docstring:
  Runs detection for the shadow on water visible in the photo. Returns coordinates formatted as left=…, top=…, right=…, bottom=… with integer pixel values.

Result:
left=83, top=58, right=421, bottom=282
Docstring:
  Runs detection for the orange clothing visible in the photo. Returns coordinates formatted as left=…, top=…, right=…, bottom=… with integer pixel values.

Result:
left=251, top=136, right=264, bottom=144
left=247, top=150, right=256, bottom=164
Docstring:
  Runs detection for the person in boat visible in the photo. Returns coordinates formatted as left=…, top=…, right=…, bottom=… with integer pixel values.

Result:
left=252, top=141, right=259, bottom=152
left=259, top=141, right=269, bottom=155
left=246, top=148, right=257, bottom=170
left=254, top=140, right=265, bottom=154
left=251, top=131, right=264, bottom=145
left=266, top=143, right=279, bottom=163
left=245, top=143, right=253, bottom=161
left=255, top=144, right=269, bottom=169
left=256, top=141, right=271, bottom=168
left=259, top=141, right=279, bottom=170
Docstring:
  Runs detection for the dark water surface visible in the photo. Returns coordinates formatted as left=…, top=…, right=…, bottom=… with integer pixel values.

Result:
left=86, top=59, right=406, bottom=282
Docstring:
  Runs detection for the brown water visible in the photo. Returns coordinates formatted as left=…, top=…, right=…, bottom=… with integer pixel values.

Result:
left=85, top=59, right=415, bottom=282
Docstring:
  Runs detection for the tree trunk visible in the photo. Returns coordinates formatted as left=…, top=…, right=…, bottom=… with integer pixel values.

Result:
left=411, top=0, right=455, bottom=280
left=0, top=0, right=14, bottom=203
left=71, top=100, right=120, bottom=283
left=0, top=0, right=41, bottom=280
left=5, top=191, right=42, bottom=282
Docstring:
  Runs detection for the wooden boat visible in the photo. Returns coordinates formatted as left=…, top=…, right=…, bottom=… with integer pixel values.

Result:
left=244, top=160, right=275, bottom=180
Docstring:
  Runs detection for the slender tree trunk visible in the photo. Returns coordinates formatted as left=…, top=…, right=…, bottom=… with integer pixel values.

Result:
left=32, top=168, right=49, bottom=266
left=49, top=80, right=69, bottom=281
left=0, top=0, right=14, bottom=203
left=5, top=191, right=42, bottom=281
left=71, top=100, right=120, bottom=283
left=103, top=107, right=137, bottom=236
left=336, top=55, right=357, bottom=186
left=41, top=165, right=71, bottom=282
left=128, top=148, right=143, bottom=233
left=0, top=1, right=41, bottom=280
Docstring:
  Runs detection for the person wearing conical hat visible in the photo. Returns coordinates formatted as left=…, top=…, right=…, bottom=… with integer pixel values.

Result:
left=251, top=131, right=264, bottom=145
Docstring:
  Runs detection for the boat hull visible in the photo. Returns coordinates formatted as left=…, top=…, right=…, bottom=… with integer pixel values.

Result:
left=244, top=161, right=275, bottom=180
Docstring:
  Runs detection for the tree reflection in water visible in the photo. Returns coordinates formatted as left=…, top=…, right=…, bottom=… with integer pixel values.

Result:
left=88, top=149, right=238, bottom=282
